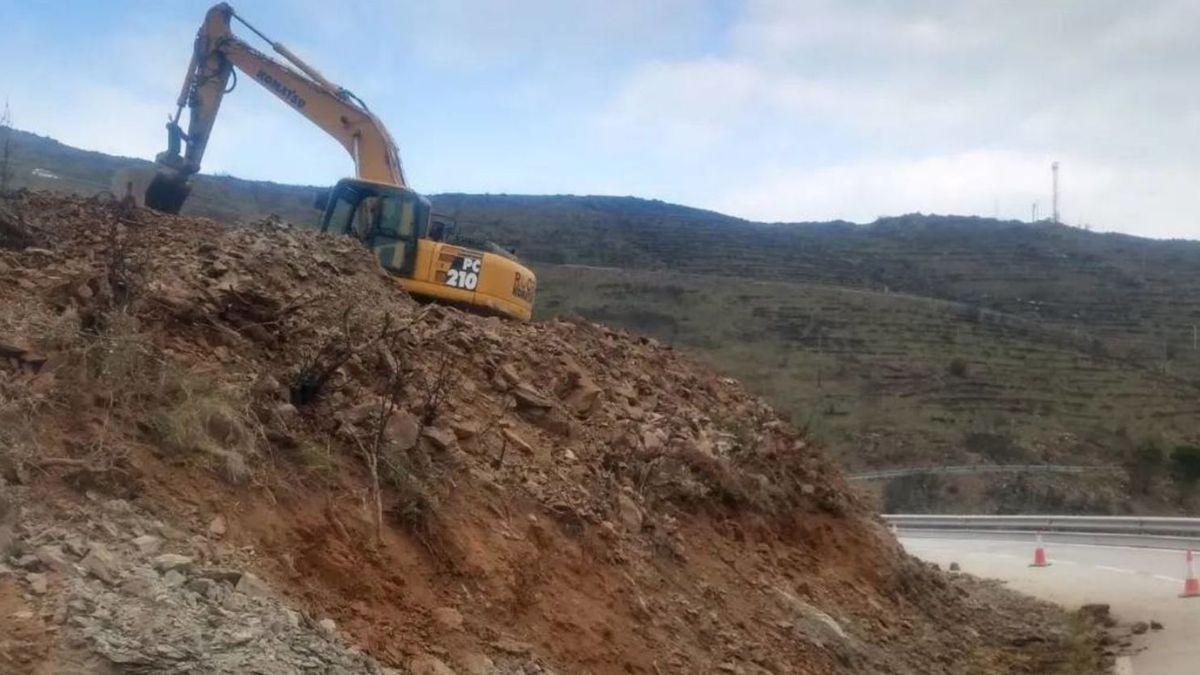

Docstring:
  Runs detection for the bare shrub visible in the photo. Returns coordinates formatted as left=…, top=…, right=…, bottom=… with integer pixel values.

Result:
left=416, top=349, right=456, bottom=425
left=289, top=308, right=361, bottom=406
left=0, top=383, right=41, bottom=483
left=385, top=460, right=441, bottom=542
left=80, top=217, right=148, bottom=335
left=358, top=318, right=413, bottom=541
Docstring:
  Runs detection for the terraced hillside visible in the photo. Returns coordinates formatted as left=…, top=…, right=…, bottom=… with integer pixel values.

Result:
left=436, top=195, right=1200, bottom=382
left=532, top=264, right=1200, bottom=513
left=6, top=127, right=1200, bottom=513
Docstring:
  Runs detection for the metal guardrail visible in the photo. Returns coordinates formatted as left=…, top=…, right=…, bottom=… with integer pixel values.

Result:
left=849, top=464, right=1124, bottom=481
left=883, top=514, right=1200, bottom=538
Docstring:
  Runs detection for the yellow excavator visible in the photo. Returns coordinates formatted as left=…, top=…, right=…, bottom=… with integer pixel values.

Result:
left=145, top=3, right=536, bottom=320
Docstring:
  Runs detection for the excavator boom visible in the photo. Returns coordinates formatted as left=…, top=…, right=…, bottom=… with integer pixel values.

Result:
left=146, top=2, right=405, bottom=212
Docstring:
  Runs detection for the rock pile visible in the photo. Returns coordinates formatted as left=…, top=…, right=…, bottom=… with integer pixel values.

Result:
left=0, top=191, right=1111, bottom=674
left=4, top=490, right=387, bottom=673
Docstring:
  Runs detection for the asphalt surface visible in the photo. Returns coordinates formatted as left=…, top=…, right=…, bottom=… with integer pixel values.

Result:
left=900, top=532, right=1200, bottom=675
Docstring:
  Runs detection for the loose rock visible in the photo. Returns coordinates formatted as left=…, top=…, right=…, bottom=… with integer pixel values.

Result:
left=132, top=534, right=162, bottom=556
left=35, top=544, right=73, bottom=574
left=431, top=606, right=464, bottom=631
left=26, top=571, right=48, bottom=595
left=152, top=553, right=194, bottom=573
left=235, top=571, right=272, bottom=598
left=80, top=545, right=121, bottom=585
left=410, top=654, right=457, bottom=675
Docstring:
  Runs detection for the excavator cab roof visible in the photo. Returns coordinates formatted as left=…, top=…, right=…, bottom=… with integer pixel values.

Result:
left=319, top=178, right=430, bottom=235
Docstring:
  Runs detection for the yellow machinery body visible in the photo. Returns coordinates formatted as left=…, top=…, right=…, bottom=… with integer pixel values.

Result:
left=319, top=178, right=535, bottom=321
left=402, top=240, right=536, bottom=321
left=146, top=4, right=536, bottom=320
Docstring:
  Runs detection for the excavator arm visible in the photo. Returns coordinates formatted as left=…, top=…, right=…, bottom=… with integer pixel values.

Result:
left=146, top=3, right=406, bottom=212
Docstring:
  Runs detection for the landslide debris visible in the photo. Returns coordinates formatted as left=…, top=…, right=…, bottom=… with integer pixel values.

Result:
left=0, top=190, right=1110, bottom=674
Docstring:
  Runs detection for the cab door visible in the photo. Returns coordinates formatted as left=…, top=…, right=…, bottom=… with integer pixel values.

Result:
left=370, top=194, right=419, bottom=277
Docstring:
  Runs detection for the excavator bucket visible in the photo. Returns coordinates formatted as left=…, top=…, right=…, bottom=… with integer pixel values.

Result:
left=144, top=171, right=192, bottom=214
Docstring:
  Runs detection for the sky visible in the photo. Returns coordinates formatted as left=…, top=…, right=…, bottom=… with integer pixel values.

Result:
left=2, top=0, right=1198, bottom=238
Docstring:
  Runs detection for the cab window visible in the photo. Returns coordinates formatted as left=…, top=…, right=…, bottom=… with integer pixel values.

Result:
left=328, top=192, right=356, bottom=235
left=376, top=196, right=416, bottom=241
left=354, top=196, right=380, bottom=239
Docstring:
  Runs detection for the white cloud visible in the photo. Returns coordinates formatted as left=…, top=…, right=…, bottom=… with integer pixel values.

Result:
left=717, top=151, right=1200, bottom=238
left=598, top=59, right=770, bottom=152
left=395, top=0, right=712, bottom=71
left=596, top=0, right=1200, bottom=237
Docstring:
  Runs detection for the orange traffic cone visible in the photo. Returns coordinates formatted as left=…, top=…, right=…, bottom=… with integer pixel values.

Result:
left=1181, top=550, right=1200, bottom=598
left=1030, top=532, right=1050, bottom=568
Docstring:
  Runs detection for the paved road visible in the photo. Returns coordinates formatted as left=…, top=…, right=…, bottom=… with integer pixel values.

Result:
left=900, top=533, right=1200, bottom=675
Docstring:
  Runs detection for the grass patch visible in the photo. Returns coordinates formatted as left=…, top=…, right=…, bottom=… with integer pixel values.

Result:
left=146, top=369, right=255, bottom=483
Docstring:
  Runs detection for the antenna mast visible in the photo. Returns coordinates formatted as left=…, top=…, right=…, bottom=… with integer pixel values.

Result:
left=1051, top=161, right=1060, bottom=224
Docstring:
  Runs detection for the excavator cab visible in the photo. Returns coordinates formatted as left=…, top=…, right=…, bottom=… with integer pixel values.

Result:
left=316, top=177, right=535, bottom=320
left=318, top=178, right=431, bottom=277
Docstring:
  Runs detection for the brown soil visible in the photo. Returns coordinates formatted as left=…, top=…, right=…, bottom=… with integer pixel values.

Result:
left=0, top=190, right=1111, bottom=673
left=0, top=579, right=53, bottom=673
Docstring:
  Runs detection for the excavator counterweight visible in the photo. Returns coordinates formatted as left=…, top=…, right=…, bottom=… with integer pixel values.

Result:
left=145, top=3, right=536, bottom=321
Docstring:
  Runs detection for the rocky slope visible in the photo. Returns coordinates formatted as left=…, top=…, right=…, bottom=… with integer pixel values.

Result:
left=0, top=191, right=1113, bottom=673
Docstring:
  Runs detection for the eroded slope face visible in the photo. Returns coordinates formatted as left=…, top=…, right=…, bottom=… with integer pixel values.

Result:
left=0, top=192, right=1107, bottom=674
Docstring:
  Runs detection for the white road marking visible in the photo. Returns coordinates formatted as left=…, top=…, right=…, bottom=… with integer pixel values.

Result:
left=1049, top=559, right=1077, bottom=566
left=1096, top=565, right=1136, bottom=574
left=1153, top=574, right=1184, bottom=583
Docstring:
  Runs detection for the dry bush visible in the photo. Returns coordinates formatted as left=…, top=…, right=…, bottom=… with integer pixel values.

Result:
left=297, top=441, right=336, bottom=472
left=290, top=307, right=365, bottom=406
left=385, top=460, right=440, bottom=538
left=146, top=367, right=256, bottom=483
left=0, top=384, right=41, bottom=482
left=416, top=349, right=456, bottom=425
left=79, top=216, right=148, bottom=336
left=80, top=315, right=158, bottom=402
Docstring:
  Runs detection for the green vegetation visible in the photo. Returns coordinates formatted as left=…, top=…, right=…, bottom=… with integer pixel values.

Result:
left=1171, top=445, right=1200, bottom=485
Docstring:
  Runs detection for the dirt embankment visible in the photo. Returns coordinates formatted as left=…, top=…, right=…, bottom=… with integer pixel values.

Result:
left=0, top=191, right=1110, bottom=673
